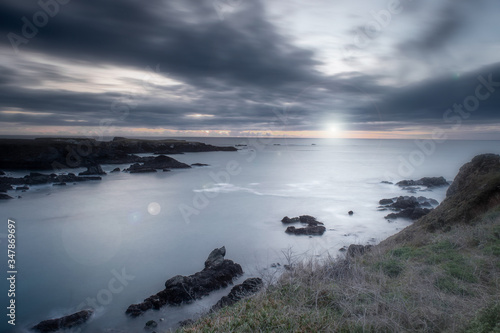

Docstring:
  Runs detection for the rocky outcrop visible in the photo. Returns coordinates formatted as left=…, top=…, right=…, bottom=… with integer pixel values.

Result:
left=0, top=137, right=236, bottom=170
left=79, top=164, right=106, bottom=175
left=281, top=215, right=324, bottom=226
left=281, top=215, right=326, bottom=235
left=125, top=247, right=243, bottom=317
left=32, top=309, right=93, bottom=333
left=395, top=177, right=449, bottom=193
left=379, top=196, right=438, bottom=220
left=285, top=225, right=326, bottom=235
left=111, top=167, right=121, bottom=173
left=0, top=193, right=13, bottom=199
left=210, top=278, right=263, bottom=312
left=125, top=155, right=190, bottom=173
left=347, top=244, right=372, bottom=258
left=397, top=177, right=449, bottom=188
left=0, top=172, right=101, bottom=191
left=383, top=154, right=500, bottom=242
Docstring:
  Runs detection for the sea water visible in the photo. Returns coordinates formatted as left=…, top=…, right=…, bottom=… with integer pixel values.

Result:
left=1, top=138, right=499, bottom=332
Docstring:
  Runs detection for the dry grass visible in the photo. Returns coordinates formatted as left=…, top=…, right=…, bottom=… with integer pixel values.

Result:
left=177, top=209, right=500, bottom=333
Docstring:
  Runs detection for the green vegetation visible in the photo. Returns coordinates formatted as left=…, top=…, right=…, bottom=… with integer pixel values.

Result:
left=178, top=209, right=500, bottom=332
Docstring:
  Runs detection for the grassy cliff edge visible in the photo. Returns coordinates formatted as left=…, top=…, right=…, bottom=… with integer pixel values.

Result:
left=179, top=154, right=500, bottom=332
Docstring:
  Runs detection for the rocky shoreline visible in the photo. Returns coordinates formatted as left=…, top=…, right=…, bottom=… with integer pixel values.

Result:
left=0, top=137, right=236, bottom=199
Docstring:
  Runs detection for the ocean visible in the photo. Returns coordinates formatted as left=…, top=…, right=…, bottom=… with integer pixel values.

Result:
left=1, top=138, right=499, bottom=332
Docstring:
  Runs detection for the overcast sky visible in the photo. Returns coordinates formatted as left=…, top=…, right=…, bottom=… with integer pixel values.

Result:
left=1, top=0, right=499, bottom=139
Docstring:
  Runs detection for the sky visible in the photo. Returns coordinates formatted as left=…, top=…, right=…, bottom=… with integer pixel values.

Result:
left=0, top=0, right=499, bottom=139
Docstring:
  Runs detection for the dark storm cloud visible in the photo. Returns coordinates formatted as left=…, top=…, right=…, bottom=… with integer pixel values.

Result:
left=0, top=0, right=499, bottom=135
left=0, top=0, right=321, bottom=89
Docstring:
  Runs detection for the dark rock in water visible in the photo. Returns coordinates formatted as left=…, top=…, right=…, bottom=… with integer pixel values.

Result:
left=16, top=186, right=29, bottom=191
left=285, top=225, right=326, bottom=235
left=348, top=211, right=354, bottom=216
left=0, top=183, right=12, bottom=192
left=178, top=319, right=195, bottom=327
left=125, top=247, right=243, bottom=317
left=0, top=193, right=13, bottom=199
left=162, top=169, right=170, bottom=172
left=111, top=167, right=121, bottom=173
left=299, top=215, right=324, bottom=226
left=53, top=182, right=67, bottom=186
left=32, top=309, right=93, bottom=333
left=339, top=247, right=347, bottom=252
left=145, top=320, right=158, bottom=329
left=347, top=244, right=372, bottom=258
left=0, top=170, right=5, bottom=175
left=79, top=164, right=106, bottom=176
left=191, top=163, right=209, bottom=167
left=281, top=216, right=300, bottom=224
left=381, top=181, right=393, bottom=184
left=211, top=277, right=263, bottom=312
left=205, top=246, right=226, bottom=268
left=126, top=155, right=190, bottom=173
left=379, top=198, right=393, bottom=205
left=379, top=195, right=437, bottom=220
left=129, top=167, right=157, bottom=174
left=396, top=176, right=449, bottom=188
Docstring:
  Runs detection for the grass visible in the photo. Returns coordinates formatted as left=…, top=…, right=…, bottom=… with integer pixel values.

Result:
left=177, top=211, right=500, bottom=333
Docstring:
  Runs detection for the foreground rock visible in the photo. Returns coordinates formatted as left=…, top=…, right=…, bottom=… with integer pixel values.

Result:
left=125, top=247, right=243, bottom=317
left=347, top=244, right=372, bottom=258
left=379, top=196, right=438, bottom=220
left=0, top=172, right=101, bottom=191
left=211, top=277, right=263, bottom=312
left=32, top=309, right=93, bottom=333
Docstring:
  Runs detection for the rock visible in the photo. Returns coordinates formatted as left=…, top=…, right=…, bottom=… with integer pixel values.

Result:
left=178, top=319, right=195, bottom=327
left=396, top=177, right=449, bottom=188
left=16, top=186, right=29, bottom=191
left=447, top=154, right=500, bottom=197
left=205, top=246, right=226, bottom=269
left=381, top=181, right=393, bottom=184
left=379, top=198, right=394, bottom=205
left=53, top=182, right=67, bottom=186
left=348, top=211, right=354, bottom=215
left=191, top=163, right=209, bottom=167
left=32, top=309, right=93, bottom=333
left=126, top=155, right=190, bottom=173
left=211, top=277, right=263, bottom=312
left=145, top=320, right=158, bottom=329
left=125, top=247, right=243, bottom=317
left=0, top=183, right=12, bottom=192
left=79, top=164, right=106, bottom=175
left=281, top=216, right=300, bottom=224
left=0, top=193, right=13, bottom=199
left=0, top=170, right=5, bottom=175
left=285, top=225, right=326, bottom=235
left=380, top=195, right=437, bottom=220
left=339, top=247, right=347, bottom=252
left=111, top=167, right=121, bottom=173
left=347, top=244, right=372, bottom=258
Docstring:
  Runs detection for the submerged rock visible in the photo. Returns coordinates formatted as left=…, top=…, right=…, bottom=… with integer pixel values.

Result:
left=125, top=247, right=243, bottom=317
left=0, top=193, right=13, bottom=199
left=32, top=309, right=93, bottom=333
